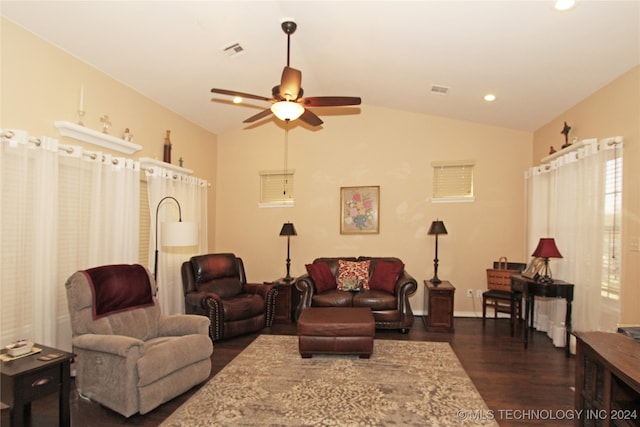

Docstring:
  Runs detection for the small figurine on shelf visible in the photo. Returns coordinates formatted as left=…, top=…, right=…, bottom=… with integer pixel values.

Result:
left=179, top=157, right=184, bottom=168
left=122, top=128, right=133, bottom=142
left=100, top=115, right=111, bottom=134
left=561, top=121, right=572, bottom=149
left=163, top=130, right=172, bottom=164
left=549, top=146, right=557, bottom=155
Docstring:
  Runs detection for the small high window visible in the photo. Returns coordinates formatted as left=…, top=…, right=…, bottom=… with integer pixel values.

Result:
left=432, top=161, right=475, bottom=202
left=259, top=170, right=294, bottom=207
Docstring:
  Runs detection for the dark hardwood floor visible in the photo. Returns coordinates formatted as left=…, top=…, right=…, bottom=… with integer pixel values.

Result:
left=1, top=317, right=575, bottom=426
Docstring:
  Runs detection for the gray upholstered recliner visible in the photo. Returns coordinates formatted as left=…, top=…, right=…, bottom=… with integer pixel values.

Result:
left=181, top=253, right=278, bottom=341
left=65, top=264, right=213, bottom=418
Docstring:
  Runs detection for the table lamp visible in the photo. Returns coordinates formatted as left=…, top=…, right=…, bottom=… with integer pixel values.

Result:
left=531, top=237, right=563, bottom=283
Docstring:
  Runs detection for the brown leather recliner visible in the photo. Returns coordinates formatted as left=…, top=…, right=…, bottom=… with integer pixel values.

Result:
left=296, top=256, right=418, bottom=333
left=181, top=253, right=278, bottom=341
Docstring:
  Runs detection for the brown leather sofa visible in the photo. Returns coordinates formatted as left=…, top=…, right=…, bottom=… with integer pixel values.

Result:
left=181, top=253, right=278, bottom=341
left=296, top=256, right=417, bottom=333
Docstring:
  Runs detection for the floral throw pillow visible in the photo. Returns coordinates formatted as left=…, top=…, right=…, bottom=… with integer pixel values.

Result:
left=337, top=260, right=370, bottom=291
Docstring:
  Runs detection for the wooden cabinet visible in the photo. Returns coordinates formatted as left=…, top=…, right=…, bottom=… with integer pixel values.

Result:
left=424, top=280, right=455, bottom=332
left=574, top=331, right=640, bottom=427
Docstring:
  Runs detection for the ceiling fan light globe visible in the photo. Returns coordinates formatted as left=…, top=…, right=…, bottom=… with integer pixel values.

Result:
left=271, top=101, right=304, bottom=121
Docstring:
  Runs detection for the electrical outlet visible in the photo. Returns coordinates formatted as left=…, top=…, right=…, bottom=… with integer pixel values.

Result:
left=466, top=289, right=473, bottom=298
left=477, top=289, right=483, bottom=298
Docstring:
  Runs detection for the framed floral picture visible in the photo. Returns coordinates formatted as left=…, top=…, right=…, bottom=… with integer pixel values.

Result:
left=340, top=186, right=380, bottom=234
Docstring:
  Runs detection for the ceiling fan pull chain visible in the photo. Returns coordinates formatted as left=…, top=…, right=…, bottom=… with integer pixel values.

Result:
left=283, top=119, right=289, bottom=195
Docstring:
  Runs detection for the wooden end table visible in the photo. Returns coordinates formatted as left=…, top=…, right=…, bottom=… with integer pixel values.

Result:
left=423, top=280, right=456, bottom=332
left=266, top=277, right=300, bottom=323
left=1, top=343, right=73, bottom=427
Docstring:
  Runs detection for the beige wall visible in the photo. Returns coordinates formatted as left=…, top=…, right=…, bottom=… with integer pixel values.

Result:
left=216, top=105, right=532, bottom=314
left=1, top=18, right=218, bottom=248
left=533, top=66, right=640, bottom=325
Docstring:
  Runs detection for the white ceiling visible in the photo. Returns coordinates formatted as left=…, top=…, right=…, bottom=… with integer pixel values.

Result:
left=2, top=1, right=639, bottom=135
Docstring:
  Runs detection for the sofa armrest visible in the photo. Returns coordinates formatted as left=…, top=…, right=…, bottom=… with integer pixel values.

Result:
left=295, top=274, right=316, bottom=315
left=394, top=270, right=418, bottom=317
left=72, top=333, right=144, bottom=357
left=395, top=270, right=418, bottom=296
left=158, top=314, right=210, bottom=337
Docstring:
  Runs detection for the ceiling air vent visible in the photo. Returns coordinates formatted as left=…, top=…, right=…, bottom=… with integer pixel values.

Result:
left=430, top=85, right=450, bottom=95
left=223, top=42, right=244, bottom=57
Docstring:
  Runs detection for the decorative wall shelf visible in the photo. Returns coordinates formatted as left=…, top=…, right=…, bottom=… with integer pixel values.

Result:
left=541, top=136, right=622, bottom=164
left=139, top=157, right=193, bottom=175
left=54, top=121, right=142, bottom=154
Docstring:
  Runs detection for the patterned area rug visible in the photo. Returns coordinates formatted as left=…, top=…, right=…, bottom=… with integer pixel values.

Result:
left=161, top=335, right=497, bottom=426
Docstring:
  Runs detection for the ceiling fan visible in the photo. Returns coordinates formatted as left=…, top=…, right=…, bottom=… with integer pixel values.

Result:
left=211, top=21, right=361, bottom=127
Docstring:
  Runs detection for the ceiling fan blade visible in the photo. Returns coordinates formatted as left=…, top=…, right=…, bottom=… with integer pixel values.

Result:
left=301, top=96, right=362, bottom=107
left=279, top=67, right=302, bottom=100
left=299, top=109, right=323, bottom=127
left=211, top=88, right=271, bottom=102
left=243, top=108, right=273, bottom=123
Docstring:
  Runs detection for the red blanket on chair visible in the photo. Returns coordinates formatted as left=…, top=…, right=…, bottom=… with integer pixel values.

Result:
left=84, top=264, right=154, bottom=319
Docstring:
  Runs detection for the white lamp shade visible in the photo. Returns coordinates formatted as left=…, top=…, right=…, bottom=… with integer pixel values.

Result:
left=271, top=101, right=305, bottom=121
left=161, top=221, right=198, bottom=247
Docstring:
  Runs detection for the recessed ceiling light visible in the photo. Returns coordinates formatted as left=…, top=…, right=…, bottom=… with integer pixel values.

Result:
left=484, top=94, right=496, bottom=102
left=233, top=96, right=243, bottom=104
left=554, top=0, right=576, bottom=11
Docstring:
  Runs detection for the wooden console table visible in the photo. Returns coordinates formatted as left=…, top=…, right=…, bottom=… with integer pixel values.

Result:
left=510, top=274, right=574, bottom=357
left=574, top=331, right=640, bottom=427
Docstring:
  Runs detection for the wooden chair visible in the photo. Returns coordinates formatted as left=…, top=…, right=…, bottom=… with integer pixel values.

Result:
left=482, top=259, right=526, bottom=327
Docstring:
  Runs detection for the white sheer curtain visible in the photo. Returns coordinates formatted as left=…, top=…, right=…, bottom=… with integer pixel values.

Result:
left=525, top=137, right=622, bottom=348
left=1, top=128, right=140, bottom=351
left=146, top=167, right=208, bottom=315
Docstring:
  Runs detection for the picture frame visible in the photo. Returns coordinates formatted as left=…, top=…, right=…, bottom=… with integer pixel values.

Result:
left=340, top=186, right=380, bottom=234
left=522, top=257, right=544, bottom=280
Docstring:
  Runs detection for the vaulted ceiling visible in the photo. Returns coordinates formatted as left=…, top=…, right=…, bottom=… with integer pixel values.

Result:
left=2, top=1, right=639, bottom=135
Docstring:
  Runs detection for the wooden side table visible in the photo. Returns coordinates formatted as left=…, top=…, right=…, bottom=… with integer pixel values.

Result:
left=268, top=278, right=300, bottom=323
left=423, top=280, right=455, bottom=332
left=1, top=344, right=74, bottom=427
left=510, top=274, right=574, bottom=357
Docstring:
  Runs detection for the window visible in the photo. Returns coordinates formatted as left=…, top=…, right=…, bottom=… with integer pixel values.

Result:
left=432, top=161, right=475, bottom=202
left=259, top=170, right=294, bottom=207
left=601, top=154, right=622, bottom=300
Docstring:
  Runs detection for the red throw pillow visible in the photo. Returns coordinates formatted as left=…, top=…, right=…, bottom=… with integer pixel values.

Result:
left=305, top=262, right=337, bottom=293
left=369, top=261, right=404, bottom=294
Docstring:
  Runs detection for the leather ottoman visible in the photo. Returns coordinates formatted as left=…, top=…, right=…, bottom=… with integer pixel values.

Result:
left=297, top=307, right=375, bottom=358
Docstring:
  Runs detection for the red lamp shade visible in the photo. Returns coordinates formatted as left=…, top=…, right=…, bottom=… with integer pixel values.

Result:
left=531, top=238, right=563, bottom=259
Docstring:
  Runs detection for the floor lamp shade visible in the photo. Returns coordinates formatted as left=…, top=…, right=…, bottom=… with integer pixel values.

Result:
left=154, top=195, right=198, bottom=281
left=161, top=221, right=198, bottom=247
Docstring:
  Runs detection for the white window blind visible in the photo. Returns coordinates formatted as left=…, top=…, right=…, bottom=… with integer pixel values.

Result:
left=259, top=170, right=294, bottom=207
left=601, top=154, right=622, bottom=300
left=432, top=161, right=475, bottom=202
left=139, top=178, right=150, bottom=269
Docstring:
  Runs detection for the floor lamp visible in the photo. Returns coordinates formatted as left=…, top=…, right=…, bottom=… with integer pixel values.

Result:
left=154, top=196, right=198, bottom=281
left=428, top=219, right=448, bottom=285
left=279, top=222, right=297, bottom=282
